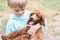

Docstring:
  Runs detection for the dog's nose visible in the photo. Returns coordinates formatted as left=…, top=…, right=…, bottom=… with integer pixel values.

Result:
left=30, top=18, right=33, bottom=20
left=43, top=23, right=45, bottom=26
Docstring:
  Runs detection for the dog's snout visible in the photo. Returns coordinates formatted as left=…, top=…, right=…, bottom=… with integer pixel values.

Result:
left=30, top=17, right=33, bottom=20
left=43, top=23, right=45, bottom=26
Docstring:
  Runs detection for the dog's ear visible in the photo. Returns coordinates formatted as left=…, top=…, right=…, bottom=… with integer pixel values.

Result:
left=39, top=14, right=45, bottom=26
left=1, top=35, right=8, bottom=40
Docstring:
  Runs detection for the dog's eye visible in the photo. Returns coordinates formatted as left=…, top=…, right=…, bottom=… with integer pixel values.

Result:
left=30, top=13, right=34, bottom=16
left=36, top=14, right=39, bottom=17
left=40, top=16, right=42, bottom=20
left=36, top=14, right=38, bottom=16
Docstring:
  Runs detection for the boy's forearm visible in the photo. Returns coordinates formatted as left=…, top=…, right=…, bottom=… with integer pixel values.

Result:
left=30, top=24, right=42, bottom=31
left=27, top=23, right=42, bottom=35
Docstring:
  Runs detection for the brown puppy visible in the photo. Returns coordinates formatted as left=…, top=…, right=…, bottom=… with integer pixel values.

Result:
left=1, top=10, right=45, bottom=40
left=27, top=10, right=45, bottom=40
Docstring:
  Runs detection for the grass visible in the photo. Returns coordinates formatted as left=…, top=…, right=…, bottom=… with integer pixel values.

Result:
left=0, top=18, right=9, bottom=33
left=54, top=32, right=60, bottom=35
left=53, top=30, right=60, bottom=35
left=0, top=0, right=10, bottom=17
left=0, top=0, right=60, bottom=36
left=43, top=0, right=60, bottom=10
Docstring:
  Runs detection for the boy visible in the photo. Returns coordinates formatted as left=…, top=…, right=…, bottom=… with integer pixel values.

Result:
left=6, top=0, right=31, bottom=35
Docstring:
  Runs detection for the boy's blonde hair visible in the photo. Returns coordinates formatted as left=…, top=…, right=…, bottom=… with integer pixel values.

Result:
left=7, top=0, right=27, bottom=8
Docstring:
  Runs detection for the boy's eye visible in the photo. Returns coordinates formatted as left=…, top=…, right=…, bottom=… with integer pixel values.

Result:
left=21, top=9, right=24, bottom=11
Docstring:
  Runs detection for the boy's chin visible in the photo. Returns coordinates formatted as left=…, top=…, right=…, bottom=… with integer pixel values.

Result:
left=15, top=12, right=24, bottom=16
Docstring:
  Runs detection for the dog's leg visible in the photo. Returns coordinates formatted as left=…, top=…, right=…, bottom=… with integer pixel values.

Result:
left=1, top=35, right=11, bottom=40
left=8, top=26, right=30, bottom=38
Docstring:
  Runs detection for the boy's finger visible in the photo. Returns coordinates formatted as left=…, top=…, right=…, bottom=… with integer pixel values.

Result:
left=31, top=32, right=35, bottom=37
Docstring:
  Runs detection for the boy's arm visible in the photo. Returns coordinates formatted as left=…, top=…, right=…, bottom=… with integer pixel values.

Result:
left=6, top=23, right=15, bottom=35
left=27, top=23, right=42, bottom=37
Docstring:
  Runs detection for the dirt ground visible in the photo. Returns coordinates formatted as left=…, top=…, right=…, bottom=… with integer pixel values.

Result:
left=42, top=9, right=60, bottom=40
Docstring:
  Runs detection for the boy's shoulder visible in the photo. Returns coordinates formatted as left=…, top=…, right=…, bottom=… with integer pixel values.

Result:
left=25, top=10, right=31, bottom=14
left=7, top=14, right=16, bottom=23
left=26, top=10, right=31, bottom=12
left=24, top=10, right=31, bottom=17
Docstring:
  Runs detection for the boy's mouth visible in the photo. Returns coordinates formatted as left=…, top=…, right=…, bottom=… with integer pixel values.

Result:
left=16, top=12, right=24, bottom=16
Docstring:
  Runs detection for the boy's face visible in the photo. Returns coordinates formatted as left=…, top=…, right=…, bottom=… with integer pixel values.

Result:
left=12, top=7, right=25, bottom=16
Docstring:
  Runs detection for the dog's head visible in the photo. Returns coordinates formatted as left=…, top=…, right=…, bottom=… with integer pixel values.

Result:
left=27, top=10, right=45, bottom=26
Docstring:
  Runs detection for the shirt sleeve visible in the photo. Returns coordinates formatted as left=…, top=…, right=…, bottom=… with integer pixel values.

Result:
left=5, top=22, right=15, bottom=35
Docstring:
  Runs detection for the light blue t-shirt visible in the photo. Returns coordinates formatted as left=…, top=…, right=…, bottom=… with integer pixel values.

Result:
left=6, top=10, right=31, bottom=35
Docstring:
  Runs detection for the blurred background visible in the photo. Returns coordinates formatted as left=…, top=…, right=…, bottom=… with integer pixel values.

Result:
left=0, top=0, right=60, bottom=40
